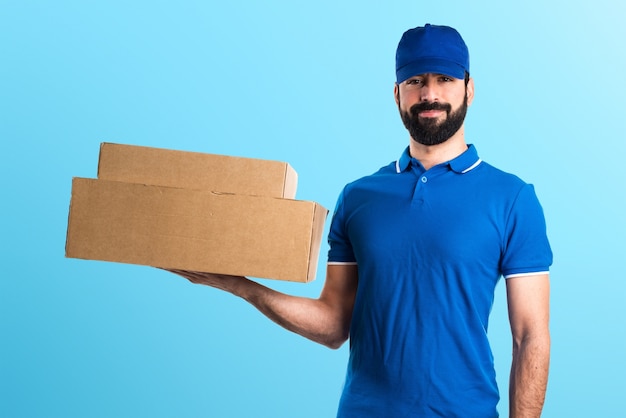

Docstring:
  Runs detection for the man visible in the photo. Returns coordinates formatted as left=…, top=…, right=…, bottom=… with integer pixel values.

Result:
left=171, top=24, right=552, bottom=417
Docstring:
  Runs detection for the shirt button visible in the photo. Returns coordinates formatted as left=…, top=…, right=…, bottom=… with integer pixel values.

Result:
left=421, top=176, right=428, bottom=183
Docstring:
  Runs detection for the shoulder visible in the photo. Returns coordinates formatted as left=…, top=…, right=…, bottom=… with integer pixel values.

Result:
left=470, top=160, right=544, bottom=204
left=342, top=160, right=399, bottom=193
left=474, top=161, right=528, bottom=188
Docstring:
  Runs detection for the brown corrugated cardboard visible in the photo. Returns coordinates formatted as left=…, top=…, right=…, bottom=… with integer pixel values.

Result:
left=97, top=143, right=298, bottom=199
left=65, top=178, right=327, bottom=282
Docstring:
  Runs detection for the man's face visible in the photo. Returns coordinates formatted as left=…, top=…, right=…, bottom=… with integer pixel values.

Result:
left=395, top=74, right=472, bottom=146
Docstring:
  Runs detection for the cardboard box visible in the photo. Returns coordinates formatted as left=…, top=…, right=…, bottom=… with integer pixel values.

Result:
left=97, top=142, right=298, bottom=199
left=65, top=178, right=327, bottom=282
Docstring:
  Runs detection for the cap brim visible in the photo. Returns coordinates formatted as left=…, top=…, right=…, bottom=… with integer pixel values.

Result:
left=396, top=59, right=466, bottom=83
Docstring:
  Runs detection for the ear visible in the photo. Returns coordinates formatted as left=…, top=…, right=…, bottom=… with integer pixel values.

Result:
left=466, top=77, right=475, bottom=106
left=394, top=83, right=400, bottom=106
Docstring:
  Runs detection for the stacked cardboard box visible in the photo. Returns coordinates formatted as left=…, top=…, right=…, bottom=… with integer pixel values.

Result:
left=65, top=143, right=327, bottom=282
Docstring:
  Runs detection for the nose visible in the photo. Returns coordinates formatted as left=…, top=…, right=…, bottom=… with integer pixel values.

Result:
left=420, top=78, right=439, bottom=102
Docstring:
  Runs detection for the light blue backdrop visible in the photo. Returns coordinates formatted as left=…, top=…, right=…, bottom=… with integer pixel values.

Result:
left=1, top=1, right=624, bottom=417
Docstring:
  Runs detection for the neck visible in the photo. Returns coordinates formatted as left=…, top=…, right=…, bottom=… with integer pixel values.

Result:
left=409, top=127, right=468, bottom=170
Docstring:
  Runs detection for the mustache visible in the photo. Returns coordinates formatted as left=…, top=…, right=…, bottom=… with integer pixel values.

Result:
left=409, top=101, right=451, bottom=116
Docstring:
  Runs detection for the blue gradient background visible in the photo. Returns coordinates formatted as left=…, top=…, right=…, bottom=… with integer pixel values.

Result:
left=1, top=1, right=624, bottom=417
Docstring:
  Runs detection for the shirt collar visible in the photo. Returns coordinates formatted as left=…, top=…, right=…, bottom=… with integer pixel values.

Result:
left=395, top=147, right=413, bottom=173
left=395, top=144, right=482, bottom=174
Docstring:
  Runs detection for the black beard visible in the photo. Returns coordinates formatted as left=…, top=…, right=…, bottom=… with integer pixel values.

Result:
left=399, top=95, right=468, bottom=146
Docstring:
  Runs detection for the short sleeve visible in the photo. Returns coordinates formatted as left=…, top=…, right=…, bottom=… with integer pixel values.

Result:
left=501, top=184, right=553, bottom=278
left=327, top=188, right=357, bottom=263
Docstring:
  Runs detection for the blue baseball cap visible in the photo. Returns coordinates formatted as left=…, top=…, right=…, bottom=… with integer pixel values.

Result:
left=395, top=24, right=470, bottom=83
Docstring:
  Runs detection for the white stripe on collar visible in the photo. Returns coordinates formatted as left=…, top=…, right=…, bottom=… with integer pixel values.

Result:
left=461, top=158, right=482, bottom=174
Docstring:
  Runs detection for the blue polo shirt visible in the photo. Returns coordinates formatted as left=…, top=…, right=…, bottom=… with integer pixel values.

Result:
left=328, top=145, right=552, bottom=417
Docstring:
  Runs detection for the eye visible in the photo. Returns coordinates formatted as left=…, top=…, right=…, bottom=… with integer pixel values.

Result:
left=406, top=78, right=423, bottom=86
left=439, top=76, right=453, bottom=82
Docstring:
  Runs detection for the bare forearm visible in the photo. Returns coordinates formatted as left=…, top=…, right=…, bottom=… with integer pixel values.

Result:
left=229, top=277, right=349, bottom=348
left=170, top=269, right=355, bottom=349
left=509, top=335, right=550, bottom=417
